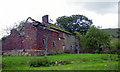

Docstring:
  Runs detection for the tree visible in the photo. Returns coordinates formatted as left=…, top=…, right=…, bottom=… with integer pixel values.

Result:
left=85, top=26, right=110, bottom=53
left=56, top=14, right=93, bottom=34
left=1, top=20, right=25, bottom=38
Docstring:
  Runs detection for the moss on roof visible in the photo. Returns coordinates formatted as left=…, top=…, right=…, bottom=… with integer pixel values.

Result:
left=33, top=22, right=72, bottom=34
left=46, top=24, right=71, bottom=34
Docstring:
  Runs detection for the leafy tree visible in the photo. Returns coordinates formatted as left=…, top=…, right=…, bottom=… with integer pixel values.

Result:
left=85, top=26, right=110, bottom=53
left=56, top=14, right=93, bottom=34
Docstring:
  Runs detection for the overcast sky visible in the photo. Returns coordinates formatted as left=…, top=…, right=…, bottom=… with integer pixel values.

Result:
left=0, top=0, right=119, bottom=38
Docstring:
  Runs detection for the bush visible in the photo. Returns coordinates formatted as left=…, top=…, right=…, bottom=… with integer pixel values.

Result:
left=107, top=50, right=120, bottom=54
left=112, top=40, right=120, bottom=48
left=85, top=26, right=110, bottom=53
left=109, top=40, right=120, bottom=54
left=1, top=36, right=7, bottom=41
left=30, top=57, right=50, bottom=67
left=30, top=57, right=72, bottom=67
left=95, top=50, right=99, bottom=54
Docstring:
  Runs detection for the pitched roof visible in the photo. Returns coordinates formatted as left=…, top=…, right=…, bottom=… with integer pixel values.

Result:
left=26, top=17, right=73, bottom=35
left=19, top=17, right=76, bottom=36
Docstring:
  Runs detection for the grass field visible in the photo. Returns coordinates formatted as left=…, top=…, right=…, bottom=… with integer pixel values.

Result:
left=2, top=54, right=119, bottom=70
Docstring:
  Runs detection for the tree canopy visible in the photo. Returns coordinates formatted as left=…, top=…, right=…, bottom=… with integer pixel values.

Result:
left=85, top=26, right=110, bottom=53
left=56, top=14, right=93, bottom=34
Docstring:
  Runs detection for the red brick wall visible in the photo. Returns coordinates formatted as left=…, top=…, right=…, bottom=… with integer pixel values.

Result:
left=2, top=29, right=24, bottom=51
left=37, top=27, right=64, bottom=54
left=2, top=23, right=64, bottom=56
left=23, top=23, right=37, bottom=49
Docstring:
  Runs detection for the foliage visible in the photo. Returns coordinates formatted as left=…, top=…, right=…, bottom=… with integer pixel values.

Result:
left=85, top=26, right=110, bottom=53
left=30, top=57, right=71, bottom=67
left=95, top=50, right=99, bottom=54
left=102, top=28, right=120, bottom=54
left=56, top=14, right=93, bottom=34
left=111, top=40, right=120, bottom=48
left=30, top=57, right=50, bottom=67
left=74, top=31, right=87, bottom=51
left=102, top=28, right=120, bottom=39
left=1, top=36, right=7, bottom=41
left=74, top=31, right=82, bottom=38
left=109, top=40, right=120, bottom=54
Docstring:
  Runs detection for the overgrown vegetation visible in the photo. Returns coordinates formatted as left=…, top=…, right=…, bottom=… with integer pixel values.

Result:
left=30, top=57, right=50, bottom=67
left=73, top=26, right=112, bottom=54
left=108, top=40, right=120, bottom=54
left=30, top=57, right=71, bottom=67
left=85, top=26, right=110, bottom=53
left=1, top=36, right=7, bottom=41
left=102, top=28, right=120, bottom=39
left=102, top=28, right=120, bottom=54
left=55, top=14, right=119, bottom=54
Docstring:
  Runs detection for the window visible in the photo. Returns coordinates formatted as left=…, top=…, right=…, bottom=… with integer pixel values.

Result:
left=43, top=39, right=45, bottom=45
left=53, top=41, right=55, bottom=46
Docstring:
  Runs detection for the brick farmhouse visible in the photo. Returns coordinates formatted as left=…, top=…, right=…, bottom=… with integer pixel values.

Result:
left=2, top=15, right=81, bottom=56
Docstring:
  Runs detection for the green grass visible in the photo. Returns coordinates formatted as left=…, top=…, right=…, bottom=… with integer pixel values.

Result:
left=2, top=54, right=119, bottom=70
left=29, top=61, right=118, bottom=70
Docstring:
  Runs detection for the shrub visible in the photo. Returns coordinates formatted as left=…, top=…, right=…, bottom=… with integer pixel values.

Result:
left=1, top=36, right=7, bottom=41
left=95, top=50, right=99, bottom=54
left=109, top=40, right=120, bottom=54
left=112, top=40, right=120, bottom=48
left=30, top=57, right=50, bottom=67
left=30, top=57, right=72, bottom=67
left=85, top=26, right=110, bottom=53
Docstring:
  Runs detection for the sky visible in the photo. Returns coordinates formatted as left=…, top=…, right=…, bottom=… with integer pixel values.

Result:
left=0, top=0, right=119, bottom=38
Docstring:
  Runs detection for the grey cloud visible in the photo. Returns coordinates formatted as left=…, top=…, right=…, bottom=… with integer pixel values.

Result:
left=83, top=2, right=117, bottom=14
left=118, top=1, right=120, bottom=26
left=72, top=2, right=118, bottom=14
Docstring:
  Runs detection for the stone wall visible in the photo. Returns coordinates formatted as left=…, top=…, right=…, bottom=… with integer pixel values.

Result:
left=63, top=33, right=80, bottom=53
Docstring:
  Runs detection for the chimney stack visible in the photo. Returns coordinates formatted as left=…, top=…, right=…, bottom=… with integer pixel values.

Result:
left=42, top=15, right=49, bottom=24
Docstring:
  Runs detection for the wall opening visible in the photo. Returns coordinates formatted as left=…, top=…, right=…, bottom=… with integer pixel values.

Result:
left=53, top=41, right=55, bottom=47
left=43, top=39, right=45, bottom=45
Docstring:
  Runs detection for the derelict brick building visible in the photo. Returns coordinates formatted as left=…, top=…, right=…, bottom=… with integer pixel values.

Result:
left=2, top=15, right=80, bottom=56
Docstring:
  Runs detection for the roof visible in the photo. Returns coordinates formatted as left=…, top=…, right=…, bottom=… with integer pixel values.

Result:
left=29, top=20, right=73, bottom=35
left=19, top=17, right=76, bottom=36
left=39, top=23, right=73, bottom=35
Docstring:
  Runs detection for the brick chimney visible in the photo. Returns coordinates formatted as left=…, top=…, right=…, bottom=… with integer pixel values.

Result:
left=42, top=15, right=49, bottom=24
